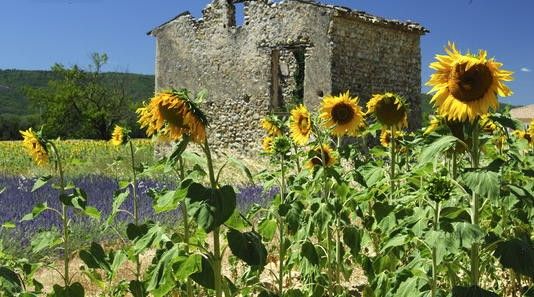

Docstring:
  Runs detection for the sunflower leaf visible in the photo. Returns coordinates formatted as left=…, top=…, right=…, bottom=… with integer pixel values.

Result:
left=489, top=113, right=521, bottom=131
left=227, top=229, right=267, bottom=267
left=31, top=175, right=52, bottom=192
left=452, top=285, right=499, bottom=297
left=186, top=183, right=236, bottom=233
left=494, top=238, right=534, bottom=277
left=462, top=170, right=500, bottom=199
left=419, top=136, right=459, bottom=165
left=453, top=222, right=484, bottom=249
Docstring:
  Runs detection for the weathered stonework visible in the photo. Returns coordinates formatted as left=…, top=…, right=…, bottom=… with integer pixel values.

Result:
left=148, top=0, right=427, bottom=153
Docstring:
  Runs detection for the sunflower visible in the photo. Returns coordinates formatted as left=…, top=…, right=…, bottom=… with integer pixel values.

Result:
left=289, top=104, right=312, bottom=145
left=493, top=135, right=507, bottom=151
left=528, top=119, right=534, bottom=136
left=480, top=114, right=498, bottom=133
left=367, top=92, right=408, bottom=129
left=424, top=116, right=443, bottom=135
left=262, top=136, right=274, bottom=153
left=20, top=128, right=48, bottom=166
left=379, top=130, right=404, bottom=148
left=137, top=90, right=208, bottom=143
left=272, top=136, right=292, bottom=155
left=427, top=43, right=513, bottom=122
left=320, top=91, right=365, bottom=136
left=513, top=130, right=533, bottom=145
left=110, top=125, right=127, bottom=146
left=260, top=117, right=282, bottom=136
left=305, top=144, right=337, bottom=169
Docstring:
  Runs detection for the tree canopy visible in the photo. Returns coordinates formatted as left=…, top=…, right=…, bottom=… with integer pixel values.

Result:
left=24, top=54, right=152, bottom=139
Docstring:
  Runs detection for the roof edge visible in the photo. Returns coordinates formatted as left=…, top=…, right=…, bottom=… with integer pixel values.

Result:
left=291, top=0, right=428, bottom=34
left=146, top=1, right=429, bottom=36
left=147, top=11, right=192, bottom=36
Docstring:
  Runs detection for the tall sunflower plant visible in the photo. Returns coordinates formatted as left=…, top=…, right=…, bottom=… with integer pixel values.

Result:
left=15, top=128, right=102, bottom=297
left=75, top=125, right=147, bottom=297
left=132, top=89, right=268, bottom=297
left=255, top=111, right=316, bottom=296
left=284, top=93, right=366, bottom=296
left=414, top=43, right=534, bottom=297
left=253, top=93, right=369, bottom=296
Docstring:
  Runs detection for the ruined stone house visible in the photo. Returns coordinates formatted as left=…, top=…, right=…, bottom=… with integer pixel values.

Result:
left=147, top=0, right=428, bottom=151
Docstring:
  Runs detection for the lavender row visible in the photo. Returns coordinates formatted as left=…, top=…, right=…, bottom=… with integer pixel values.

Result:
left=0, top=175, right=277, bottom=246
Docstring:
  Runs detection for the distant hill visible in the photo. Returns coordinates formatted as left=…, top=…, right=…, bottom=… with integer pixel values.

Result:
left=0, top=69, right=519, bottom=139
left=0, top=69, right=155, bottom=116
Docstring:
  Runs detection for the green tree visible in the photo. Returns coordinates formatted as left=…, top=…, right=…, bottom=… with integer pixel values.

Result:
left=25, top=53, right=136, bottom=139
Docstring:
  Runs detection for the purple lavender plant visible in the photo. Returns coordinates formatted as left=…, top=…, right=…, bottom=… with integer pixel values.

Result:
left=0, top=175, right=277, bottom=252
left=236, top=185, right=279, bottom=211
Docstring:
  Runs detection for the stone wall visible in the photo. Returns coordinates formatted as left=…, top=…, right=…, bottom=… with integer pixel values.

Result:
left=329, top=15, right=423, bottom=129
left=152, top=0, right=334, bottom=152
left=150, top=0, right=426, bottom=152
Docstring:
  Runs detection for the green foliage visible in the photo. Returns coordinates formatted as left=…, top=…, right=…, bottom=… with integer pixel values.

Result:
left=24, top=56, right=145, bottom=139
left=0, top=61, right=154, bottom=140
left=50, top=283, right=85, bottom=297
left=226, top=229, right=267, bottom=267
left=1, top=86, right=532, bottom=297
left=186, top=183, right=237, bottom=233
left=494, top=238, right=534, bottom=277
left=452, top=285, right=499, bottom=297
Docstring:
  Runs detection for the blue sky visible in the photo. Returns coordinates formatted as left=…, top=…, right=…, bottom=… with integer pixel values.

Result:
left=1, top=0, right=533, bottom=105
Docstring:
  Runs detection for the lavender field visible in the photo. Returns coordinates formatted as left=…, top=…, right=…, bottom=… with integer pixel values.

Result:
left=0, top=175, right=276, bottom=254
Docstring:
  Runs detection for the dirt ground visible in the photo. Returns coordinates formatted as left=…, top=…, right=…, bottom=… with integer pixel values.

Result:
left=35, top=239, right=367, bottom=296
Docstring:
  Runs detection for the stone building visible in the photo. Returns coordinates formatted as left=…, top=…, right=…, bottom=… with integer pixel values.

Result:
left=510, top=104, right=534, bottom=127
left=148, top=0, right=428, bottom=151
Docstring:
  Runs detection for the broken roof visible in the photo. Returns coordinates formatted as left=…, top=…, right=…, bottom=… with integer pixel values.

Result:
left=296, top=0, right=428, bottom=34
left=147, top=0, right=428, bottom=36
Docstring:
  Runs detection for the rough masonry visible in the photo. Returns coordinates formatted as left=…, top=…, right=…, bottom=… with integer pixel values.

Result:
left=148, top=0, right=428, bottom=152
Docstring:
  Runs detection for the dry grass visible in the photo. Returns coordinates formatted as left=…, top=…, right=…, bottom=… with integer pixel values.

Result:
left=35, top=248, right=156, bottom=296
left=34, top=230, right=367, bottom=296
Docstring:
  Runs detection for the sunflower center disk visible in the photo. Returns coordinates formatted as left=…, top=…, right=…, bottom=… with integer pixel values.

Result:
left=449, top=63, right=493, bottom=102
left=331, top=103, right=355, bottom=125
left=375, top=97, right=406, bottom=127
left=159, top=104, right=186, bottom=129
left=311, top=149, right=330, bottom=166
left=384, top=133, right=391, bottom=144
left=298, top=117, right=310, bottom=131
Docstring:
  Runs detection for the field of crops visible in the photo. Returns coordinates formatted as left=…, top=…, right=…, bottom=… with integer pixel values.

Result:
left=1, top=45, right=534, bottom=297
left=0, top=139, right=154, bottom=178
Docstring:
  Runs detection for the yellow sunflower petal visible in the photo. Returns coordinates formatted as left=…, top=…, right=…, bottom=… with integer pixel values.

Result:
left=137, top=90, right=208, bottom=143
left=290, top=104, right=312, bottom=145
left=367, top=93, right=408, bottom=129
left=427, top=43, right=513, bottom=122
left=20, top=128, right=48, bottom=166
left=319, top=91, right=365, bottom=137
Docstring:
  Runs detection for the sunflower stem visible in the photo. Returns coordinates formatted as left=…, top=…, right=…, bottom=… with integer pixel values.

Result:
left=203, top=139, right=223, bottom=297
left=177, top=156, right=194, bottom=297
left=431, top=200, right=440, bottom=297
left=128, top=141, right=142, bottom=281
left=390, top=126, right=397, bottom=199
left=470, top=121, right=481, bottom=286
left=318, top=135, right=335, bottom=295
left=292, top=143, right=301, bottom=173
left=278, top=154, right=286, bottom=296
left=50, top=142, right=69, bottom=287
left=335, top=218, right=341, bottom=294
left=452, top=151, right=458, bottom=179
